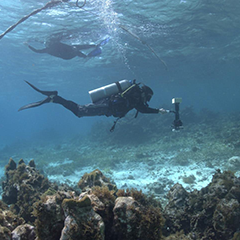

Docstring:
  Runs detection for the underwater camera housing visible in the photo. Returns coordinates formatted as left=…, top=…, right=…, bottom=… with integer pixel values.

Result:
left=172, top=98, right=183, bottom=131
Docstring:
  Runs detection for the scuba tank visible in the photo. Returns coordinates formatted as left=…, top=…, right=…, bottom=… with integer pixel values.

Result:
left=89, top=80, right=131, bottom=103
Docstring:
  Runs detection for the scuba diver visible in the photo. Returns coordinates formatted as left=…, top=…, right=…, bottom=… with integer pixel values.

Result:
left=19, top=80, right=168, bottom=131
left=25, top=37, right=110, bottom=60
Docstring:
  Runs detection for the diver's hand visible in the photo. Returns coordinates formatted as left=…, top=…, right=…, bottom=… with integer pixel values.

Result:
left=159, top=108, right=170, bottom=114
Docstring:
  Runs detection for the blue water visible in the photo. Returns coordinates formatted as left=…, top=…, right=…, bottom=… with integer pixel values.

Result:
left=0, top=0, right=240, bottom=149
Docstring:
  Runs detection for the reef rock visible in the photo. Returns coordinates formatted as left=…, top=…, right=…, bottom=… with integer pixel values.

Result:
left=0, top=226, right=11, bottom=240
left=0, top=200, right=24, bottom=229
left=163, top=183, right=189, bottom=235
left=112, top=196, right=163, bottom=240
left=2, top=159, right=51, bottom=223
left=34, top=191, right=74, bottom=240
left=82, top=186, right=117, bottom=240
left=4, top=158, right=240, bottom=240
left=78, top=169, right=117, bottom=192
left=11, top=224, right=35, bottom=240
left=0, top=200, right=24, bottom=240
left=163, top=170, right=240, bottom=239
left=226, top=156, right=240, bottom=171
left=60, top=195, right=105, bottom=240
left=213, top=198, right=240, bottom=238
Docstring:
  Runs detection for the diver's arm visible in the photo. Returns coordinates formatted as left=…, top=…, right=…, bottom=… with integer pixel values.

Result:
left=76, top=51, right=87, bottom=58
left=136, top=104, right=169, bottom=114
left=159, top=108, right=169, bottom=114
left=135, top=104, right=159, bottom=114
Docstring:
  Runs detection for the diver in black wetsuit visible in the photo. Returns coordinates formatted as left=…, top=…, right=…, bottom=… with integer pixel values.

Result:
left=25, top=37, right=110, bottom=60
left=19, top=80, right=168, bottom=129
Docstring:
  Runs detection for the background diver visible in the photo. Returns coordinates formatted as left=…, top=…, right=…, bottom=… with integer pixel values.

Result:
left=25, top=37, right=110, bottom=60
left=19, top=80, right=168, bottom=131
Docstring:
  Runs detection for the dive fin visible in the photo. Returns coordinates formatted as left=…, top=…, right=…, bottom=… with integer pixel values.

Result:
left=87, top=47, right=102, bottom=57
left=18, top=97, right=52, bottom=111
left=87, top=37, right=109, bottom=57
left=98, top=37, right=110, bottom=47
left=24, top=80, right=58, bottom=96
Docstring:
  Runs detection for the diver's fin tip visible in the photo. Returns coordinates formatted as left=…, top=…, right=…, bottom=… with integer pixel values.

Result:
left=18, top=97, right=50, bottom=112
left=18, top=107, right=25, bottom=112
left=23, top=81, right=58, bottom=97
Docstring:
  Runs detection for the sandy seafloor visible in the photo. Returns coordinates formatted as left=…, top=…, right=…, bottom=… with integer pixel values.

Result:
left=0, top=143, right=220, bottom=206
left=1, top=111, right=240, bottom=206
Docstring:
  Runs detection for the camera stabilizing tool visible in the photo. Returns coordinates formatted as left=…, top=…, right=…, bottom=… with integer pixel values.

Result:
left=169, top=98, right=183, bottom=131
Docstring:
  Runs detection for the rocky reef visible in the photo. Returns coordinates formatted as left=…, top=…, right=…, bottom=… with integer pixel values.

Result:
left=2, top=158, right=52, bottom=223
left=0, top=158, right=240, bottom=239
left=163, top=170, right=240, bottom=239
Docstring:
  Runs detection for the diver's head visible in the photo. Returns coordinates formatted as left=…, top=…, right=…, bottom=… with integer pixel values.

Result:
left=141, top=85, right=153, bottom=102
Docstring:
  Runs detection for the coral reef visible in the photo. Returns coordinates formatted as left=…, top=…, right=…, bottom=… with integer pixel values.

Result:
left=0, top=200, right=24, bottom=240
left=112, top=196, right=164, bottom=240
left=1, top=159, right=240, bottom=240
left=61, top=195, right=104, bottom=240
left=163, top=170, right=240, bottom=239
left=12, top=224, right=36, bottom=240
left=34, top=191, right=73, bottom=240
left=78, top=169, right=117, bottom=192
left=2, top=159, right=51, bottom=223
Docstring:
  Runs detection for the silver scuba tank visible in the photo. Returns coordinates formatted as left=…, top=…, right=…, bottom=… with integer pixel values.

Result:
left=89, top=80, right=131, bottom=103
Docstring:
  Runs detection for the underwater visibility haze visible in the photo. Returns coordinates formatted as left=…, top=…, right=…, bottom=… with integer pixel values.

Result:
left=1, top=0, right=240, bottom=239
left=1, top=0, right=240, bottom=145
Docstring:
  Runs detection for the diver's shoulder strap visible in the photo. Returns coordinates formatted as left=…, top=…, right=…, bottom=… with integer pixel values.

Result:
left=115, top=81, right=123, bottom=93
left=120, top=82, right=141, bottom=98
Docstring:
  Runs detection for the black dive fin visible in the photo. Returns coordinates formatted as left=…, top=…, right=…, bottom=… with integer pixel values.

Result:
left=24, top=80, right=58, bottom=96
left=18, top=97, right=51, bottom=111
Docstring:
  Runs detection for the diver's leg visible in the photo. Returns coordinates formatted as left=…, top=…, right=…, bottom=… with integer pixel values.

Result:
left=19, top=81, right=111, bottom=117
left=76, top=103, right=112, bottom=117
left=74, top=44, right=96, bottom=58
left=53, top=96, right=111, bottom=117
left=26, top=44, right=47, bottom=53
left=73, top=44, right=97, bottom=50
left=73, top=37, right=110, bottom=50
left=52, top=96, right=80, bottom=117
left=18, top=93, right=81, bottom=116
left=77, top=51, right=87, bottom=58
left=19, top=94, right=111, bottom=117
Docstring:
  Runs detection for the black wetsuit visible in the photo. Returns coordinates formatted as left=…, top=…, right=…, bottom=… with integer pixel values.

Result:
left=27, top=41, right=97, bottom=60
left=52, top=84, right=159, bottom=118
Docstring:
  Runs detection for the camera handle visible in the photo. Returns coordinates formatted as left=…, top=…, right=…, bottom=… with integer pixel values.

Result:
left=165, top=98, right=183, bottom=131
